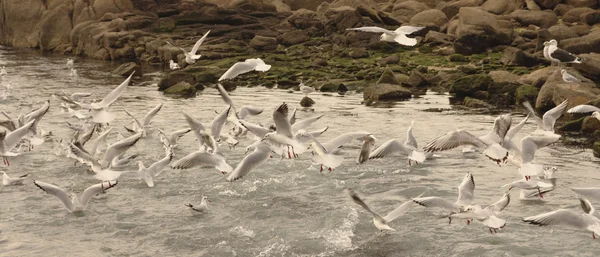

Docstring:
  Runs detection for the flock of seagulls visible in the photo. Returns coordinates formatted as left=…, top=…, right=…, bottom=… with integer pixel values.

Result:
left=1, top=30, right=600, bottom=248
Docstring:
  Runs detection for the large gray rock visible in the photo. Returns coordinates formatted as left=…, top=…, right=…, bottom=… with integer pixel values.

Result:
left=249, top=35, right=278, bottom=50
left=409, top=9, right=448, bottom=28
left=439, top=0, right=484, bottom=19
left=535, top=71, right=599, bottom=111
left=565, top=0, right=599, bottom=8
left=363, top=83, right=412, bottom=103
left=389, top=1, right=429, bottom=23
left=500, top=47, right=538, bottom=67
left=39, top=4, right=73, bottom=51
left=548, top=24, right=578, bottom=41
left=510, top=10, right=557, bottom=28
left=481, top=0, right=523, bottom=15
left=563, top=7, right=595, bottom=23
left=574, top=53, right=600, bottom=81
left=562, top=30, right=600, bottom=55
left=454, top=7, right=513, bottom=55
left=320, top=6, right=362, bottom=33
left=534, top=0, right=560, bottom=9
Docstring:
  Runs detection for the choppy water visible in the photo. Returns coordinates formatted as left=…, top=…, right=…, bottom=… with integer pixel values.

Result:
left=0, top=46, right=599, bottom=257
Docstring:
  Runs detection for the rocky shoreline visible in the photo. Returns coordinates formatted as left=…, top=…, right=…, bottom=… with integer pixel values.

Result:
left=1, top=0, right=600, bottom=155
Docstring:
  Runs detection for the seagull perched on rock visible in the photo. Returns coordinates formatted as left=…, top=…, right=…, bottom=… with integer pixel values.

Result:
left=544, top=39, right=583, bottom=69
left=169, top=60, right=180, bottom=70
left=167, top=30, right=210, bottom=64
left=346, top=26, right=425, bottom=46
left=561, top=69, right=581, bottom=83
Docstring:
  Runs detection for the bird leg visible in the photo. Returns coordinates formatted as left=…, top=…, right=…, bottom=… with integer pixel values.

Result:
left=593, top=232, right=596, bottom=239
left=489, top=228, right=493, bottom=234
left=493, top=228, right=498, bottom=233
left=415, top=161, right=419, bottom=165
left=448, top=217, right=452, bottom=224
left=467, top=220, right=470, bottom=225
left=538, top=188, right=544, bottom=199
left=320, top=164, right=323, bottom=172
left=328, top=167, right=332, bottom=172
left=291, top=146, right=298, bottom=158
left=3, top=157, right=9, bottom=166
left=221, top=171, right=227, bottom=175
left=408, top=159, right=412, bottom=166
left=287, top=146, right=291, bottom=159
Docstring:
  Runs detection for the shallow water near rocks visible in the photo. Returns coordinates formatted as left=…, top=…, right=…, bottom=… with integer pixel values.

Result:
left=0, top=47, right=599, bottom=257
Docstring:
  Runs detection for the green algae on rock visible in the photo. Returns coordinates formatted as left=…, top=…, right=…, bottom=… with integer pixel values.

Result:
left=163, top=81, right=197, bottom=98
left=449, top=74, right=493, bottom=98
left=514, top=85, right=539, bottom=105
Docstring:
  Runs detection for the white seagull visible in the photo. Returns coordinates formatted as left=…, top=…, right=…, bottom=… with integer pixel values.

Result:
left=523, top=197, right=600, bottom=239
left=226, top=141, right=271, bottom=181
left=262, top=103, right=307, bottom=158
left=566, top=104, right=600, bottom=122
left=515, top=133, right=561, bottom=179
left=522, top=100, right=567, bottom=134
left=544, top=39, right=583, bottom=68
left=137, top=146, right=174, bottom=187
left=218, top=58, right=271, bottom=81
left=309, top=134, right=344, bottom=172
left=357, top=134, right=376, bottom=164
left=169, top=60, right=180, bottom=70
left=561, top=69, right=581, bottom=83
left=168, top=30, right=210, bottom=64
left=158, top=128, right=191, bottom=149
left=346, top=188, right=419, bottom=231
left=369, top=120, right=428, bottom=165
left=1, top=120, right=35, bottom=166
left=1, top=171, right=30, bottom=186
left=171, top=151, right=233, bottom=174
left=73, top=72, right=134, bottom=124
left=299, top=80, right=315, bottom=95
left=33, top=180, right=118, bottom=213
left=123, top=103, right=163, bottom=137
left=66, top=58, right=74, bottom=70
left=413, top=173, right=475, bottom=219
left=346, top=26, right=425, bottom=46
left=185, top=196, right=210, bottom=215
left=449, top=192, right=510, bottom=234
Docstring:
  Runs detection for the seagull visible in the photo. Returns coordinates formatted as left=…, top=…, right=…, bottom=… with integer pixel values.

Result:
left=561, top=69, right=581, bottom=83
left=308, top=134, right=344, bottom=172
left=299, top=80, right=315, bottom=95
left=544, top=39, right=583, bottom=69
left=262, top=103, right=307, bottom=159
left=123, top=103, right=163, bottom=137
left=449, top=192, right=510, bottom=234
left=169, top=60, right=180, bottom=70
left=1, top=120, right=35, bottom=166
left=346, top=188, right=420, bottom=231
left=185, top=196, right=211, bottom=215
left=369, top=120, right=429, bottom=166
left=523, top=196, right=600, bottom=239
left=67, top=132, right=142, bottom=173
left=181, top=111, right=215, bottom=152
left=346, top=26, right=425, bottom=46
left=515, top=133, right=561, bottom=179
left=567, top=104, right=600, bottom=123
left=542, top=40, right=554, bottom=66
left=69, top=68, right=78, bottom=79
left=72, top=72, right=134, bottom=124
left=218, top=58, right=271, bottom=81
left=66, top=58, right=74, bottom=70
left=0, top=171, right=30, bottom=186
left=413, top=173, right=475, bottom=222
left=33, top=180, right=118, bottom=213
left=423, top=114, right=512, bottom=165
left=357, top=135, right=376, bottom=164
left=167, top=30, right=210, bottom=64
left=171, top=150, right=233, bottom=174
left=520, top=167, right=557, bottom=200
left=503, top=178, right=554, bottom=198
left=226, top=141, right=271, bottom=181
left=211, top=105, right=231, bottom=142
left=137, top=146, right=174, bottom=187
left=522, top=100, right=567, bottom=134
left=157, top=128, right=191, bottom=149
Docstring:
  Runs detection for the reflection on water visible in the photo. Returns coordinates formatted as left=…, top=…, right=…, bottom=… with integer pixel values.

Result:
left=0, top=46, right=599, bottom=256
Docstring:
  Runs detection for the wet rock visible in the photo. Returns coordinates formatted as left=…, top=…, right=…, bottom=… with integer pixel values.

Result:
left=319, top=82, right=346, bottom=92
left=487, top=82, right=521, bottom=107
left=560, top=117, right=585, bottom=131
left=562, top=30, right=600, bottom=55
left=566, top=0, right=599, bottom=8
left=515, top=85, right=539, bottom=105
left=363, top=83, right=412, bottom=103
left=517, top=66, right=555, bottom=86
left=500, top=47, right=538, bottom=67
left=482, top=0, right=523, bottom=15
left=404, top=70, right=428, bottom=88
left=449, top=54, right=468, bottom=62
left=250, top=35, right=278, bottom=50
left=111, top=62, right=140, bottom=77
left=535, top=72, right=599, bottom=112
left=220, top=81, right=237, bottom=91
left=300, top=96, right=315, bottom=107
left=409, top=9, right=448, bottom=28
left=440, top=0, right=485, bottom=19
left=582, top=116, right=600, bottom=133
left=548, top=25, right=578, bottom=41
left=278, top=30, right=309, bottom=46
left=489, top=70, right=520, bottom=84
left=312, top=58, right=328, bottom=66
left=573, top=53, right=600, bottom=81
left=563, top=7, right=595, bottom=23
left=157, top=71, right=196, bottom=91
left=510, top=10, right=557, bottom=28
left=534, top=0, right=560, bottom=9
left=379, top=55, right=400, bottom=65
left=377, top=67, right=399, bottom=85
left=594, top=141, right=600, bottom=158
left=348, top=47, right=368, bottom=58
left=450, top=74, right=493, bottom=98
left=464, top=97, right=492, bottom=108
left=454, top=7, right=513, bottom=55
left=164, top=81, right=197, bottom=98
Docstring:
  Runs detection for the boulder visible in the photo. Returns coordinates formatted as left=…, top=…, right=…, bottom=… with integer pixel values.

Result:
left=582, top=116, right=600, bottom=133
left=534, top=0, right=560, bottom=9
left=525, top=0, right=542, bottom=11
left=380, top=55, right=400, bottom=65
left=349, top=47, right=368, bottom=58
left=548, top=25, right=578, bottom=41
left=573, top=53, right=600, bottom=81
left=510, top=10, right=557, bottom=28
left=565, top=0, right=599, bottom=8
left=581, top=11, right=600, bottom=25
left=563, top=7, right=595, bottom=23
left=278, top=30, right=309, bottom=46
left=111, top=62, right=140, bottom=77
left=312, top=58, right=328, bottom=66
left=356, top=4, right=384, bottom=24
left=157, top=71, right=196, bottom=91
left=500, top=47, right=539, bottom=67
left=481, top=0, right=523, bottom=15
left=300, top=96, right=315, bottom=107
left=594, top=141, right=600, bottom=158
left=449, top=54, right=468, bottom=62
left=487, top=82, right=521, bottom=106
left=464, top=97, right=492, bottom=108
left=319, top=82, right=347, bottom=92
left=409, top=9, right=448, bottom=28
left=363, top=83, right=412, bottom=102
left=321, top=6, right=362, bottom=33
left=562, top=30, right=600, bottom=55
left=163, top=81, right=197, bottom=98
left=449, top=74, right=493, bottom=98
left=403, top=70, right=429, bottom=88
left=424, top=31, right=455, bottom=45
left=454, top=7, right=513, bottom=55
left=515, top=85, right=539, bottom=105
left=39, top=5, right=73, bottom=51
left=377, top=67, right=399, bottom=85
left=287, top=9, right=322, bottom=29
left=228, top=0, right=277, bottom=12
left=553, top=4, right=571, bottom=16
left=535, top=72, right=600, bottom=111
left=439, top=0, right=485, bottom=19
left=490, top=70, right=520, bottom=84
left=390, top=1, right=429, bottom=23
left=249, top=35, right=278, bottom=50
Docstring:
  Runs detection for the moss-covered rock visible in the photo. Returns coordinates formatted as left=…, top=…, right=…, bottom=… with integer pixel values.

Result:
left=377, top=67, right=399, bottom=85
left=515, top=85, right=539, bottom=105
left=464, top=97, right=492, bottom=108
left=319, top=82, right=346, bottom=92
left=363, top=83, right=412, bottom=103
left=582, top=116, right=600, bottom=133
left=559, top=117, right=586, bottom=132
left=449, top=74, right=493, bottom=98
left=158, top=71, right=196, bottom=91
left=164, top=81, right=197, bottom=98
left=111, top=62, right=140, bottom=77
left=449, top=54, right=468, bottom=62
left=487, top=82, right=521, bottom=107
left=300, top=96, right=315, bottom=107
left=594, top=141, right=600, bottom=158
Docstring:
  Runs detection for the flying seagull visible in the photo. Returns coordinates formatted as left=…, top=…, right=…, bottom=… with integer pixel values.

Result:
left=167, top=30, right=210, bottom=64
left=346, top=26, right=425, bottom=46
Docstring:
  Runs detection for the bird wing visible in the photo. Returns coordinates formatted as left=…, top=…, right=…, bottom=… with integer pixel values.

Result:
left=523, top=209, right=592, bottom=229
left=238, top=120, right=271, bottom=138
left=520, top=133, right=560, bottom=163
left=124, top=109, right=142, bottom=130
left=89, top=128, right=112, bottom=157
left=91, top=72, right=133, bottom=109
left=190, top=30, right=210, bottom=55
left=541, top=100, right=568, bottom=131
left=482, top=215, right=506, bottom=229
left=423, top=130, right=487, bottom=152
left=171, top=151, right=231, bottom=172
left=148, top=149, right=174, bottom=177
left=182, top=111, right=206, bottom=139
left=346, top=189, right=384, bottom=220
left=394, top=26, right=425, bottom=35
left=291, top=114, right=324, bottom=133
left=480, top=114, right=512, bottom=145
left=211, top=106, right=231, bottom=141
left=272, top=103, right=294, bottom=138
left=168, top=128, right=191, bottom=144
left=70, top=92, right=92, bottom=102
left=33, top=180, right=74, bottom=212
left=142, top=103, right=163, bottom=126
left=456, top=173, right=475, bottom=206
left=216, top=84, right=235, bottom=109
left=368, top=139, right=412, bottom=159
left=346, top=26, right=394, bottom=34
left=405, top=120, right=418, bottom=149
left=412, top=196, right=459, bottom=212
left=322, top=131, right=371, bottom=152
left=288, top=107, right=297, bottom=125
left=522, top=101, right=544, bottom=130
left=237, top=106, right=263, bottom=120
left=484, top=193, right=510, bottom=214
left=506, top=115, right=529, bottom=140
left=79, top=180, right=118, bottom=209
left=226, top=143, right=270, bottom=181
left=567, top=105, right=600, bottom=114
left=383, top=200, right=414, bottom=223
left=579, top=197, right=595, bottom=215
left=4, top=120, right=34, bottom=151
left=218, top=59, right=268, bottom=81
left=101, top=132, right=142, bottom=166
